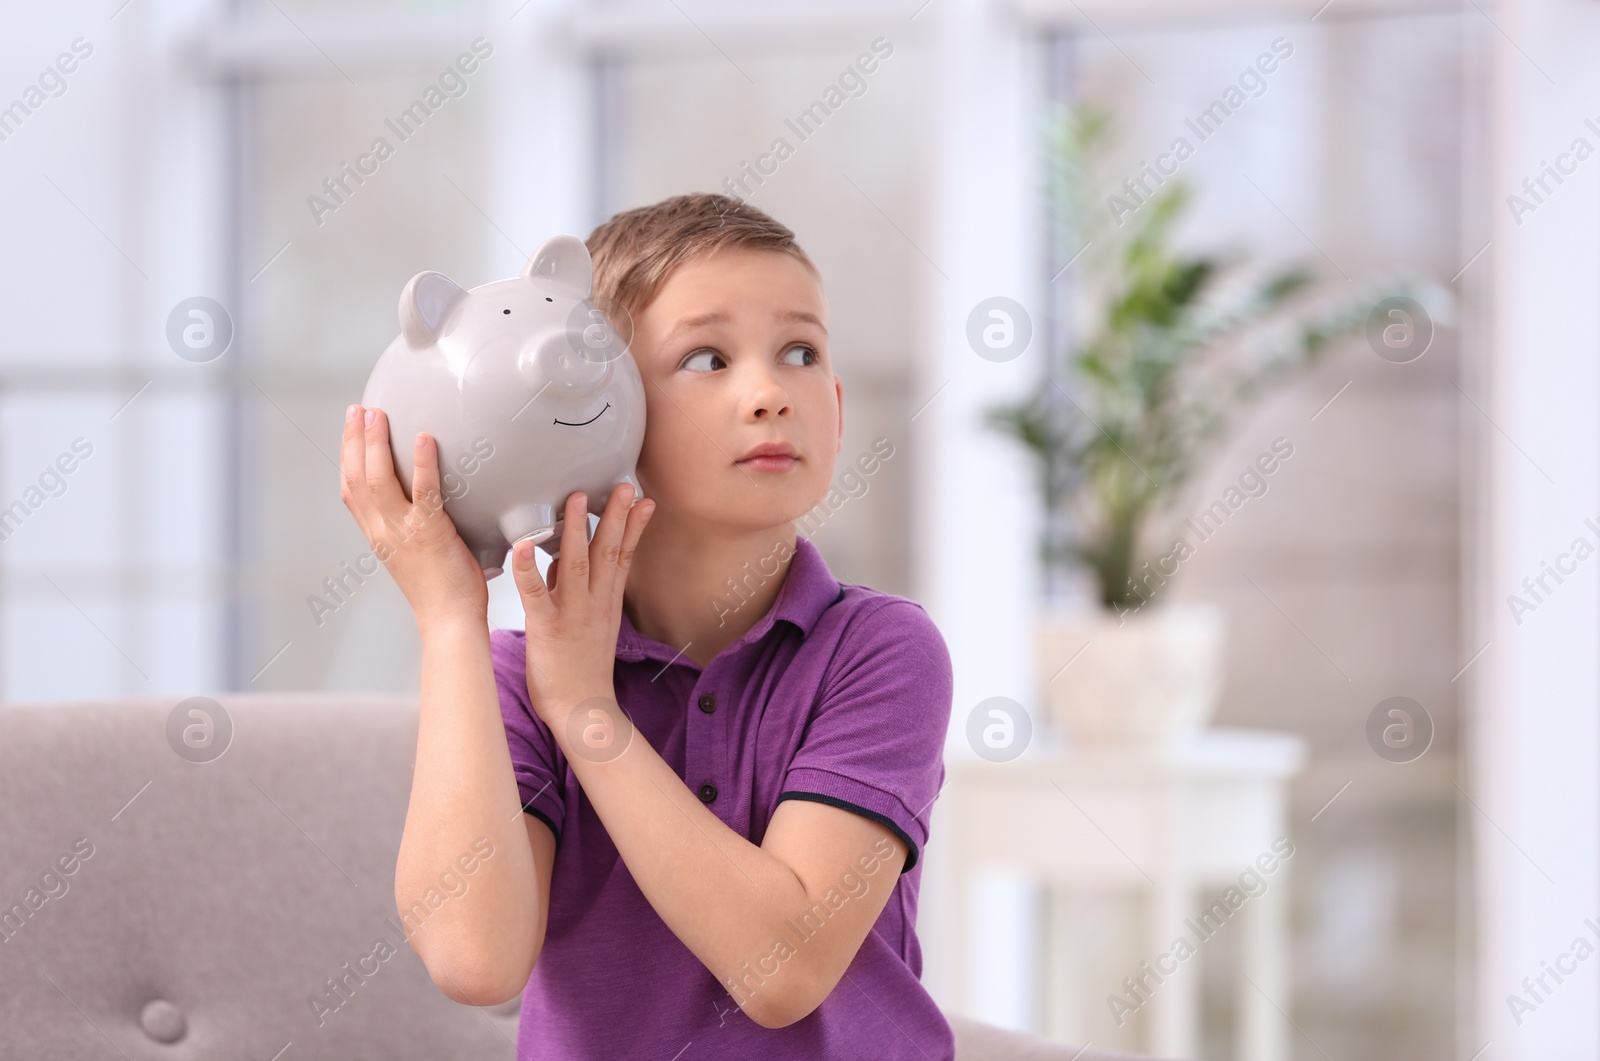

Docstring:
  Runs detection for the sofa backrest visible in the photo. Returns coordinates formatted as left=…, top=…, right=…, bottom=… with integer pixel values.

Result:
left=0, top=694, right=520, bottom=1060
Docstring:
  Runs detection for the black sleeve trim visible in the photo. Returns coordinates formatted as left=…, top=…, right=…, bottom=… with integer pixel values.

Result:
left=522, top=805, right=561, bottom=846
left=776, top=790, right=919, bottom=873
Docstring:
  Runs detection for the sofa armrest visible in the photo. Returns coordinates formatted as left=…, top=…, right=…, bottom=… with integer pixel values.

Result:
left=948, top=1013, right=1187, bottom=1061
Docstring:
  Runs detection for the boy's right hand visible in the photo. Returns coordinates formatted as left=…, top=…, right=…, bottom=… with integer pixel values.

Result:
left=340, top=403, right=489, bottom=629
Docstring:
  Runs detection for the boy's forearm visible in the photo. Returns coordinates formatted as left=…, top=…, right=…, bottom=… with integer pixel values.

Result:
left=397, top=615, right=543, bottom=1003
left=551, top=699, right=818, bottom=1018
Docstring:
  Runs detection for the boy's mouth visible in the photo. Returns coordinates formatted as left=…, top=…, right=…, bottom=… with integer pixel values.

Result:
left=736, top=440, right=800, bottom=472
left=738, top=454, right=799, bottom=472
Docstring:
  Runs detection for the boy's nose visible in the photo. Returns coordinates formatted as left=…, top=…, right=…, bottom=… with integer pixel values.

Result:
left=742, top=366, right=792, bottom=419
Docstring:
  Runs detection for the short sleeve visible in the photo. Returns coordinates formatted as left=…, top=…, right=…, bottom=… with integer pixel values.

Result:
left=490, top=627, right=566, bottom=845
left=776, top=598, right=952, bottom=873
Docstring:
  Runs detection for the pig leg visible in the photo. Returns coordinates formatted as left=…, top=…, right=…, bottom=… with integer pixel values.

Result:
left=518, top=478, right=639, bottom=563
left=613, top=471, right=644, bottom=504
left=475, top=544, right=511, bottom=581
left=543, top=473, right=644, bottom=560
left=584, top=473, right=644, bottom=517
left=551, top=473, right=644, bottom=558
left=497, top=502, right=559, bottom=568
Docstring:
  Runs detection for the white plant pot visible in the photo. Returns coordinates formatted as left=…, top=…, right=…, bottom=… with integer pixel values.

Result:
left=1037, top=601, right=1227, bottom=747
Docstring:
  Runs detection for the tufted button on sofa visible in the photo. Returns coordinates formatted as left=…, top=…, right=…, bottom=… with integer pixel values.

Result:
left=0, top=695, right=1174, bottom=1061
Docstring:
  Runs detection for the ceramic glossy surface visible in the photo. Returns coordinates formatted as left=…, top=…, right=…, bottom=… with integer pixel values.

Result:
left=361, top=234, right=645, bottom=578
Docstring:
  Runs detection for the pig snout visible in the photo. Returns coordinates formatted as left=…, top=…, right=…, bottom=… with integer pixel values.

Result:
left=520, top=330, right=612, bottom=399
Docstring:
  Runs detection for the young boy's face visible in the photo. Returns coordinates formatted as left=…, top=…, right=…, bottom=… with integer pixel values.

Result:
left=628, top=246, right=842, bottom=537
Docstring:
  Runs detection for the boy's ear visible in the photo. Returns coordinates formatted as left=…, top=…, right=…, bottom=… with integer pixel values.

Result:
left=834, top=375, right=845, bottom=452
left=400, top=271, right=468, bottom=348
left=523, top=234, right=594, bottom=300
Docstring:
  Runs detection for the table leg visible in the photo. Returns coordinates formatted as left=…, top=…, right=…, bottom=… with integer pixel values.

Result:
left=1041, top=882, right=1070, bottom=1042
left=1241, top=866, right=1288, bottom=1061
left=1147, top=878, right=1197, bottom=1058
left=929, top=794, right=971, bottom=1016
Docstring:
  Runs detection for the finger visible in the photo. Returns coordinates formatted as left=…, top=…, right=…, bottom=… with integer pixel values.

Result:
left=589, top=482, right=635, bottom=602
left=556, top=491, right=590, bottom=596
left=611, top=496, right=655, bottom=612
left=363, top=407, right=411, bottom=520
left=510, top=537, right=558, bottom=627
left=340, top=404, right=368, bottom=517
left=411, top=431, right=445, bottom=526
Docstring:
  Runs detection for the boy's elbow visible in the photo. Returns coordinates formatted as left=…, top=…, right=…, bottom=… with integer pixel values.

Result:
left=432, top=963, right=528, bottom=1008
left=424, top=947, right=538, bottom=1009
left=747, top=999, right=811, bottom=1030
left=405, top=913, right=544, bottom=1009
left=742, top=975, right=826, bottom=1030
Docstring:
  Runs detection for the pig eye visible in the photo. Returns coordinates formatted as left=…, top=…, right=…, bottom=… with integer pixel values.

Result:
left=546, top=297, right=553, bottom=302
left=503, top=309, right=510, bottom=314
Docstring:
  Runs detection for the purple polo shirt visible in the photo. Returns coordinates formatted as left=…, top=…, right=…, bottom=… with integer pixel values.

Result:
left=489, top=534, right=954, bottom=1060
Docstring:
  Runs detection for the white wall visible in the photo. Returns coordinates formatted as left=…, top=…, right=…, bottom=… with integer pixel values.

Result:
left=912, top=0, right=1045, bottom=1018
left=1474, top=0, right=1600, bottom=1052
left=0, top=0, right=229, bottom=701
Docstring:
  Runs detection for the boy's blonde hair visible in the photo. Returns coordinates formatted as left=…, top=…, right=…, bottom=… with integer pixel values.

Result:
left=585, top=193, right=819, bottom=339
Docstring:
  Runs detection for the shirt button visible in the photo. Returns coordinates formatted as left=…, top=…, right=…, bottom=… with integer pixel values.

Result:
left=698, top=783, right=718, bottom=803
left=698, top=694, right=716, bottom=714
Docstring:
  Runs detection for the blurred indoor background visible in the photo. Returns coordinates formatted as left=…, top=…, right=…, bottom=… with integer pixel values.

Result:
left=1, top=0, right=1594, bottom=1058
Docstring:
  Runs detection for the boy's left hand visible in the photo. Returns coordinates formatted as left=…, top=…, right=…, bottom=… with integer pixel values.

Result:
left=511, top=483, right=654, bottom=728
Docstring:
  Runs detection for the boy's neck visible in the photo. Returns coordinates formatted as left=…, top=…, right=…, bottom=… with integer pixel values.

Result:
left=623, top=518, right=798, bottom=669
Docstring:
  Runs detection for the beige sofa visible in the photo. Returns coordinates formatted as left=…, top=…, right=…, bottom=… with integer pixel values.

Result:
left=0, top=695, right=1169, bottom=1060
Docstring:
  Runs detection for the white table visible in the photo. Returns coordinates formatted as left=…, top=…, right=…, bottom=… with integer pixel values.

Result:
left=934, top=728, right=1306, bottom=1061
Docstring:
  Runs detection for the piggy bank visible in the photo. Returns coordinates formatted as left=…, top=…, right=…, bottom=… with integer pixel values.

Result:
left=361, top=233, right=645, bottom=579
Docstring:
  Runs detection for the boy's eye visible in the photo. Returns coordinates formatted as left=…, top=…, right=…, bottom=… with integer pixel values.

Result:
left=681, top=349, right=725, bottom=372
left=679, top=344, right=819, bottom=372
left=781, top=343, right=819, bottom=366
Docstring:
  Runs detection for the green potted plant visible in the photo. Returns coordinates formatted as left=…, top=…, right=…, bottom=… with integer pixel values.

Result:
left=983, top=103, right=1387, bottom=745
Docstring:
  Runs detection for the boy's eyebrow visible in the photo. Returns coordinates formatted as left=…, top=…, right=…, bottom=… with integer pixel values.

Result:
left=662, top=308, right=828, bottom=345
left=779, top=309, right=828, bottom=334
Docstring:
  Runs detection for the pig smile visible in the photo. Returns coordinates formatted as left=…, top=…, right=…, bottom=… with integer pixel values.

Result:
left=554, top=402, right=611, bottom=427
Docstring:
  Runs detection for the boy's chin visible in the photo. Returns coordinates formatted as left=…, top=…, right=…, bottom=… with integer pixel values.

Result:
left=714, top=494, right=824, bottom=534
left=649, top=476, right=829, bottom=533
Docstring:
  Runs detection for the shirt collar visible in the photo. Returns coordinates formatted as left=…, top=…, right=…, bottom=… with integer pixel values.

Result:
left=616, top=535, right=843, bottom=666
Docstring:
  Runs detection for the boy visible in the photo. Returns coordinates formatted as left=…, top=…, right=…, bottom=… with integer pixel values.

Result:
left=339, top=193, right=954, bottom=1059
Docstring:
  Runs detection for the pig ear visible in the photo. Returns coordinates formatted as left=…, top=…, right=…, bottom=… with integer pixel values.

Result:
left=522, top=235, right=593, bottom=299
left=400, top=271, right=467, bottom=348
